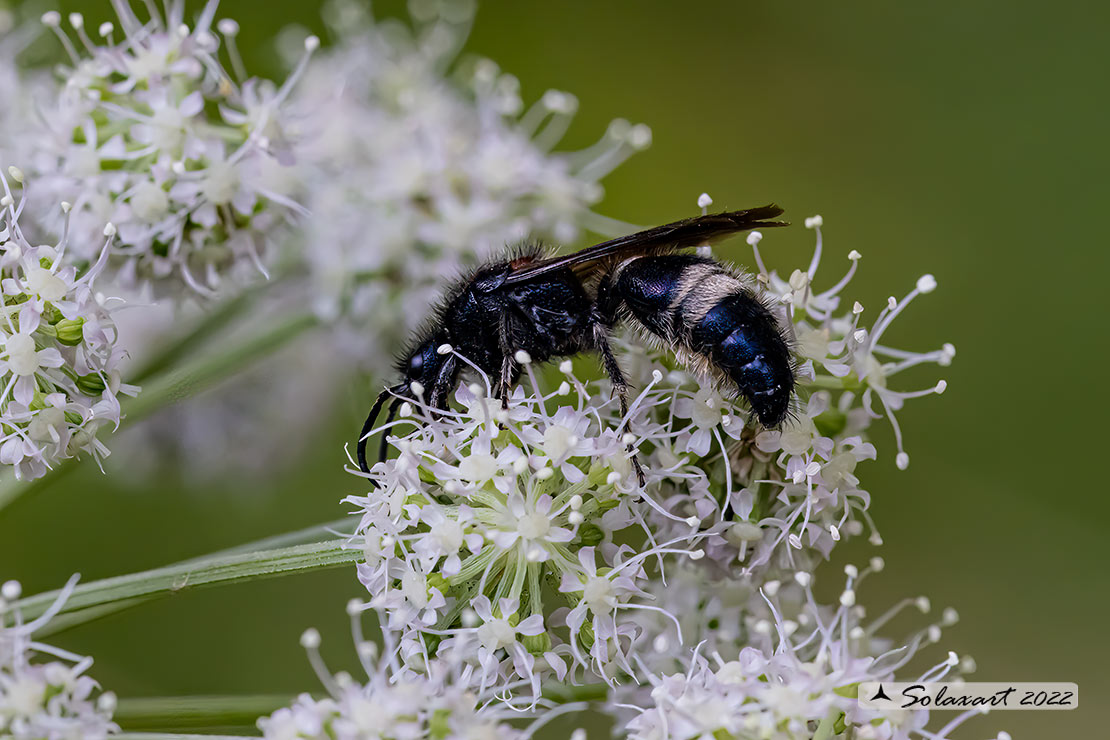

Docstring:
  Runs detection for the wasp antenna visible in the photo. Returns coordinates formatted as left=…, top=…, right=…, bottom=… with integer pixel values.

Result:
left=377, top=397, right=404, bottom=465
left=357, top=387, right=397, bottom=474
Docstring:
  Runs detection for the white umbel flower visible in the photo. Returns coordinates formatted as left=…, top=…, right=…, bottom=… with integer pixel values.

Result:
left=351, top=360, right=698, bottom=691
left=257, top=601, right=579, bottom=740
left=617, top=215, right=953, bottom=577
left=293, top=0, right=649, bottom=368
left=618, top=564, right=984, bottom=740
left=0, top=576, right=118, bottom=740
left=26, top=0, right=314, bottom=297
left=0, top=168, right=136, bottom=480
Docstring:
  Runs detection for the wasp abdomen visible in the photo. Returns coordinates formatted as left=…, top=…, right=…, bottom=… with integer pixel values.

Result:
left=614, top=255, right=793, bottom=427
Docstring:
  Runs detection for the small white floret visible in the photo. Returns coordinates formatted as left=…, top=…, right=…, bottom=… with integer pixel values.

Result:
left=1, top=580, right=21, bottom=600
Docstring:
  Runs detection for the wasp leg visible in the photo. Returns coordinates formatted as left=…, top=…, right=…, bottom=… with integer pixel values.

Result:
left=591, top=322, right=646, bottom=488
left=497, top=311, right=515, bottom=410
left=429, top=353, right=460, bottom=410
left=377, top=397, right=403, bottom=464
left=357, top=387, right=395, bottom=473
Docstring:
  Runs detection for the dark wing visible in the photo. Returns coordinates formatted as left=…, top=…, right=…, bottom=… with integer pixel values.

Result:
left=501, top=205, right=787, bottom=286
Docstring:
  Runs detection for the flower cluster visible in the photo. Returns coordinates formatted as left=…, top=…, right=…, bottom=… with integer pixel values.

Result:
left=619, top=214, right=954, bottom=578
left=349, top=361, right=694, bottom=692
left=348, top=211, right=959, bottom=710
left=93, top=0, right=648, bottom=484
left=616, top=562, right=984, bottom=740
left=0, top=168, right=135, bottom=480
left=258, top=600, right=581, bottom=740
left=292, top=0, right=650, bottom=368
left=24, top=0, right=314, bottom=297
left=0, top=576, right=118, bottom=740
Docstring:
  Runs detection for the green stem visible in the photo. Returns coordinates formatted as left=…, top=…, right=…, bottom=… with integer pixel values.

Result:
left=33, top=516, right=359, bottom=638
left=128, top=282, right=272, bottom=385
left=110, top=684, right=603, bottom=735
left=807, top=374, right=858, bottom=391
left=122, top=311, right=319, bottom=422
left=541, top=681, right=608, bottom=704
left=11, top=539, right=358, bottom=623
left=0, top=310, right=319, bottom=516
left=119, top=735, right=258, bottom=740
left=115, top=695, right=290, bottom=732
left=811, top=706, right=840, bottom=740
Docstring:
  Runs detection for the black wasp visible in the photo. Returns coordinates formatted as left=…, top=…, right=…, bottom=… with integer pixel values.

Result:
left=357, top=205, right=795, bottom=481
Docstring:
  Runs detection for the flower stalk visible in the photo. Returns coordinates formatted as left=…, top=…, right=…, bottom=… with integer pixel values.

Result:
left=10, top=539, right=357, bottom=624
left=113, top=695, right=293, bottom=732
left=0, top=308, right=319, bottom=514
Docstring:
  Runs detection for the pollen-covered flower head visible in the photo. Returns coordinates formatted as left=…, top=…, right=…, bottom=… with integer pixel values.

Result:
left=26, top=1, right=314, bottom=297
left=0, top=576, right=118, bottom=740
left=0, top=167, right=136, bottom=480
left=292, top=0, right=650, bottom=367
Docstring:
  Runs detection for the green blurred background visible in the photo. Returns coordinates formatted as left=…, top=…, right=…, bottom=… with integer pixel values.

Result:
left=2, top=1, right=1107, bottom=737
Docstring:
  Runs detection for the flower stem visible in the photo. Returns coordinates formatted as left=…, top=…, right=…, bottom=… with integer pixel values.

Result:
left=118, top=735, right=258, bottom=740
left=128, top=279, right=275, bottom=385
left=811, top=706, right=841, bottom=740
left=115, top=695, right=291, bottom=732
left=33, top=516, right=359, bottom=638
left=541, top=681, right=609, bottom=704
left=122, top=310, right=319, bottom=422
left=10, top=539, right=357, bottom=623
left=0, top=309, right=319, bottom=516
left=110, top=684, right=606, bottom=736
